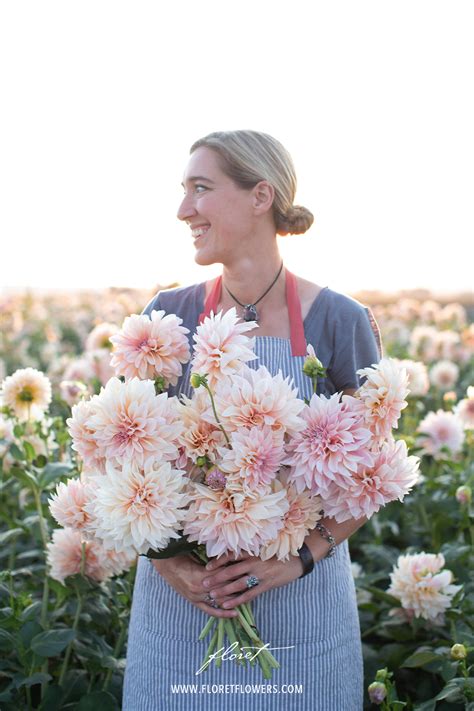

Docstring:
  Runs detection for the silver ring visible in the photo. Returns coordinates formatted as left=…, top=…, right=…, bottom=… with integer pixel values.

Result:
left=204, top=593, right=219, bottom=609
left=246, top=575, right=260, bottom=589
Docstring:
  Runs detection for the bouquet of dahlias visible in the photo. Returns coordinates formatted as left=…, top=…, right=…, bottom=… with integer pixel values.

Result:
left=51, top=306, right=420, bottom=679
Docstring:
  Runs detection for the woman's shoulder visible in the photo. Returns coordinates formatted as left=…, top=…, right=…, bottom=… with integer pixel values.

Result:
left=298, top=275, right=371, bottom=325
left=323, top=287, right=372, bottom=319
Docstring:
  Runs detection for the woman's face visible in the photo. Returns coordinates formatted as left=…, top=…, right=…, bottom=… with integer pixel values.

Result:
left=177, top=146, right=256, bottom=266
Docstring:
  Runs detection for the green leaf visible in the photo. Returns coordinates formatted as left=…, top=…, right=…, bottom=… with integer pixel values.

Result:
left=23, top=441, right=36, bottom=462
left=39, top=684, right=64, bottom=711
left=434, top=677, right=466, bottom=702
left=20, top=600, right=43, bottom=622
left=31, top=628, right=76, bottom=657
left=402, top=650, right=441, bottom=668
left=15, top=672, right=52, bottom=688
left=76, top=691, right=118, bottom=711
left=13, top=424, right=25, bottom=438
left=37, top=462, right=75, bottom=488
left=10, top=465, right=38, bottom=489
left=145, top=535, right=199, bottom=560
left=413, top=700, right=437, bottom=711
left=0, top=528, right=24, bottom=545
left=9, top=443, right=24, bottom=460
left=0, top=628, right=15, bottom=651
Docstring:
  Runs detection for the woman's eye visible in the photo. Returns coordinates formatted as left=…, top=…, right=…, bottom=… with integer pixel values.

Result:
left=195, top=184, right=207, bottom=193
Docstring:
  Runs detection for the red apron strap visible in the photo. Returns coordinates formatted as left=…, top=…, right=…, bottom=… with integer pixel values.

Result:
left=285, top=269, right=307, bottom=356
left=198, top=276, right=222, bottom=323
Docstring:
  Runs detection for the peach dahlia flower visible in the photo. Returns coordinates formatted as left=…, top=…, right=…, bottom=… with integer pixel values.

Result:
left=191, top=308, right=256, bottom=386
left=259, top=477, right=322, bottom=561
left=88, top=377, right=182, bottom=467
left=47, top=528, right=123, bottom=584
left=213, top=365, right=305, bottom=437
left=1, top=367, right=52, bottom=422
left=356, top=358, right=409, bottom=439
left=321, top=439, right=420, bottom=522
left=387, top=552, right=461, bottom=623
left=285, top=393, right=373, bottom=496
left=87, top=460, right=189, bottom=556
left=110, top=310, right=190, bottom=385
left=183, top=482, right=289, bottom=558
left=417, top=409, right=465, bottom=460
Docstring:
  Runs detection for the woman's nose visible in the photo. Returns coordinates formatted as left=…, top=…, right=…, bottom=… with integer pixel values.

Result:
left=177, top=194, right=196, bottom=222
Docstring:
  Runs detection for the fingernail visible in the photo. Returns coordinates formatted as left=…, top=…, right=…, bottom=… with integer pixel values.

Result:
left=203, top=579, right=210, bottom=588
left=222, top=602, right=230, bottom=609
left=206, top=563, right=212, bottom=570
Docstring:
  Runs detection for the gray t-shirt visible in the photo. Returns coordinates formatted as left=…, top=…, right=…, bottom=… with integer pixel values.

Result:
left=143, top=281, right=382, bottom=397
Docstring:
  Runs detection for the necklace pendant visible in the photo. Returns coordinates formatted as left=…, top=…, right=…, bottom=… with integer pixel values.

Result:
left=243, top=304, right=258, bottom=322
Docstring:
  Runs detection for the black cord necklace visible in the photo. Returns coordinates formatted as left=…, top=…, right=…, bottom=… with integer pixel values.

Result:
left=223, top=261, right=284, bottom=322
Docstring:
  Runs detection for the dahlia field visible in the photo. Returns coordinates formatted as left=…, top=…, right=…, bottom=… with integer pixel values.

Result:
left=0, top=288, right=473, bottom=710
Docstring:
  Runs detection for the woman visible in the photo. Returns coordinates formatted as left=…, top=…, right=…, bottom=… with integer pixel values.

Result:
left=123, top=130, right=381, bottom=710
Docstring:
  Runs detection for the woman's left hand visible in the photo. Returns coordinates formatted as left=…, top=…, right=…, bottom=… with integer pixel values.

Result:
left=201, top=552, right=303, bottom=609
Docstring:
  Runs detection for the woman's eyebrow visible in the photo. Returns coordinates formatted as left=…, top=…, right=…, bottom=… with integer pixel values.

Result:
left=180, top=175, right=216, bottom=187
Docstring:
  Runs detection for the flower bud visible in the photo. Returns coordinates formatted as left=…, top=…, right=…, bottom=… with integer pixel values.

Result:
left=455, top=485, right=472, bottom=506
left=190, top=373, right=205, bottom=389
left=154, top=376, right=166, bottom=393
left=443, top=390, right=457, bottom=404
left=450, top=643, right=467, bottom=660
left=190, top=373, right=202, bottom=388
left=303, top=346, right=326, bottom=379
left=205, top=467, right=227, bottom=491
left=368, top=681, right=387, bottom=705
left=374, top=668, right=389, bottom=682
left=196, top=456, right=208, bottom=468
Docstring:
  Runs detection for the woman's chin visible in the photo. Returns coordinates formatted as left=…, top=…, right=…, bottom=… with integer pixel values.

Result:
left=194, top=251, right=217, bottom=267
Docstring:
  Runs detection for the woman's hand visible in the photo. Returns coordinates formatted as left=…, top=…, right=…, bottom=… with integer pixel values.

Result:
left=201, top=552, right=304, bottom=610
left=152, top=555, right=239, bottom=619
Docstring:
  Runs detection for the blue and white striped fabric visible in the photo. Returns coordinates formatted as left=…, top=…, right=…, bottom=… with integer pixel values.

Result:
left=122, top=338, right=363, bottom=710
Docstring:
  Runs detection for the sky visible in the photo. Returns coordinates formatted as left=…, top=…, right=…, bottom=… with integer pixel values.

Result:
left=1, top=0, right=473, bottom=296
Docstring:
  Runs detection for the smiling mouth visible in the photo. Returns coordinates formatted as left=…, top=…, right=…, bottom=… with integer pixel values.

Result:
left=192, top=226, right=210, bottom=239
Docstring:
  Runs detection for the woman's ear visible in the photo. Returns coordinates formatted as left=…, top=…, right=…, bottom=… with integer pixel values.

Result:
left=252, top=181, right=275, bottom=214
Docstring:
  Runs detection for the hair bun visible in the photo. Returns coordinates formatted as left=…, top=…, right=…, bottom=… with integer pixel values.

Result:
left=276, top=205, right=314, bottom=236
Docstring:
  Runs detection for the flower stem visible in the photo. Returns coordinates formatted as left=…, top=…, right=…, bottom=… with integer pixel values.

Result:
left=32, top=487, right=50, bottom=631
left=58, top=588, right=82, bottom=687
left=102, top=618, right=127, bottom=691
left=202, top=382, right=231, bottom=447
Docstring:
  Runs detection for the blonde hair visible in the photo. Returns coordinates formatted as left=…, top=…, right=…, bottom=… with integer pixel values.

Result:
left=190, top=130, right=314, bottom=235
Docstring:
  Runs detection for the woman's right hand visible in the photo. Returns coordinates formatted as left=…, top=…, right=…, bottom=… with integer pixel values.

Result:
left=152, top=555, right=239, bottom=619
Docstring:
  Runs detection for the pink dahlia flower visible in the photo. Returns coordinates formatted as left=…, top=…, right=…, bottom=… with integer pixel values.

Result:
left=49, top=478, right=96, bottom=533
left=1, top=367, right=52, bottom=422
left=88, top=377, right=182, bottom=467
left=417, top=409, right=465, bottom=460
left=60, top=380, right=89, bottom=407
left=85, top=322, right=119, bottom=351
left=220, top=426, right=285, bottom=494
left=356, top=358, right=409, bottom=439
left=191, top=308, right=256, bottom=387
left=395, top=359, right=429, bottom=397
left=87, top=460, right=189, bottom=556
left=177, top=390, right=226, bottom=462
left=429, top=360, right=459, bottom=391
left=110, top=310, right=190, bottom=385
left=387, top=552, right=461, bottom=623
left=67, top=397, right=106, bottom=473
left=321, top=439, right=420, bottom=522
left=183, top=482, right=288, bottom=558
left=213, top=365, right=305, bottom=437
left=47, top=528, right=116, bottom=584
left=285, top=393, right=373, bottom=496
left=260, top=476, right=322, bottom=561
left=454, top=386, right=474, bottom=430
